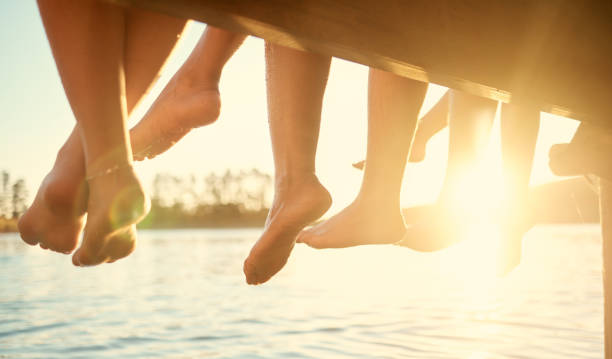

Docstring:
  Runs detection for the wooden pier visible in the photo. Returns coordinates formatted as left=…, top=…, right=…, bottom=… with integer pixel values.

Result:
left=106, top=0, right=612, bottom=355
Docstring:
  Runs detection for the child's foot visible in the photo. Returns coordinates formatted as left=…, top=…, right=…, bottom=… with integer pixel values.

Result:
left=18, top=136, right=88, bottom=254
left=131, top=76, right=221, bottom=160
left=296, top=197, right=406, bottom=249
left=243, top=175, right=331, bottom=285
left=72, top=167, right=149, bottom=266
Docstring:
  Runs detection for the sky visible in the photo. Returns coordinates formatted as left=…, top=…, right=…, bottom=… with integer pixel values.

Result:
left=0, top=1, right=580, bottom=216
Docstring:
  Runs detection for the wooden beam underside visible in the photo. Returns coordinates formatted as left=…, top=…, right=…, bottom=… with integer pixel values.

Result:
left=110, top=0, right=612, bottom=125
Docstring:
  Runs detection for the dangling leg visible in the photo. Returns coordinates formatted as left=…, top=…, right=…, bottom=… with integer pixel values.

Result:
left=351, top=89, right=449, bottom=170
left=243, top=44, right=332, bottom=285
left=498, top=104, right=539, bottom=275
left=19, top=3, right=187, bottom=255
left=131, top=26, right=245, bottom=160
left=410, top=90, right=450, bottom=162
left=398, top=91, right=496, bottom=251
left=35, top=0, right=151, bottom=266
left=297, top=69, right=427, bottom=249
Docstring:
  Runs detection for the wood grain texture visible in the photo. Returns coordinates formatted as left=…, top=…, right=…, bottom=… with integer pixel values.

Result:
left=107, top=0, right=612, bottom=125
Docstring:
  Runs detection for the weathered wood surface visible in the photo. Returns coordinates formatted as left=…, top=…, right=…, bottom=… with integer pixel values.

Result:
left=109, top=0, right=612, bottom=125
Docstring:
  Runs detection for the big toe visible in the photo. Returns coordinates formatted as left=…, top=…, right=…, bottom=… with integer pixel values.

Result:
left=105, top=228, right=136, bottom=262
left=72, top=246, right=106, bottom=267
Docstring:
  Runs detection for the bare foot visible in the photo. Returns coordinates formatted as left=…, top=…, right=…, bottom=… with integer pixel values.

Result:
left=296, top=197, right=406, bottom=249
left=18, top=138, right=88, bottom=254
left=131, top=76, right=221, bottom=160
left=18, top=174, right=87, bottom=254
left=72, top=167, right=149, bottom=266
left=19, top=75, right=219, bottom=254
left=396, top=202, right=472, bottom=252
left=243, top=175, right=331, bottom=285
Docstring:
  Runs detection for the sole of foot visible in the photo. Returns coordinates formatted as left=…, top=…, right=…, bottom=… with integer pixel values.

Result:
left=72, top=168, right=149, bottom=266
left=18, top=170, right=87, bottom=254
left=131, top=79, right=221, bottom=161
left=296, top=198, right=406, bottom=249
left=243, top=177, right=331, bottom=285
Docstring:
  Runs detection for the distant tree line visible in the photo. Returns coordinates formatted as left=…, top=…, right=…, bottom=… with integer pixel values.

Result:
left=139, top=168, right=273, bottom=229
left=0, top=170, right=28, bottom=220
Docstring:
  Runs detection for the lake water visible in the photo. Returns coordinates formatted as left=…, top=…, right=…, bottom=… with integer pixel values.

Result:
left=0, top=225, right=603, bottom=358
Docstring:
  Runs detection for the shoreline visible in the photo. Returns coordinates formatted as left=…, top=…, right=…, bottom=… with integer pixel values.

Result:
left=0, top=218, right=18, bottom=233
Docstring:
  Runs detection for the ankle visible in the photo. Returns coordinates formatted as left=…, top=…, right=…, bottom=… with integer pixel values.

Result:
left=274, top=172, right=319, bottom=191
left=85, top=148, right=132, bottom=180
left=175, top=65, right=220, bottom=91
left=354, top=193, right=400, bottom=212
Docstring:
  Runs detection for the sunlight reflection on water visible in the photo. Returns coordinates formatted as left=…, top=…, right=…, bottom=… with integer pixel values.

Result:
left=0, top=225, right=603, bottom=358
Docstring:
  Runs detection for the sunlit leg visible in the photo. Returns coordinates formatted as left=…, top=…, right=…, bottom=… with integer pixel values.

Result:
left=409, top=90, right=450, bottom=162
left=398, top=91, right=496, bottom=251
left=243, top=44, right=332, bottom=285
left=19, top=4, right=187, bottom=255
left=297, top=69, right=427, bottom=249
left=498, top=104, right=539, bottom=275
left=351, top=89, right=449, bottom=170
left=38, top=0, right=150, bottom=266
left=131, top=26, right=246, bottom=160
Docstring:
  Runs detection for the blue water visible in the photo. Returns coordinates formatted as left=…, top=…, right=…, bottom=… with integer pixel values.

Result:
left=0, top=225, right=603, bottom=358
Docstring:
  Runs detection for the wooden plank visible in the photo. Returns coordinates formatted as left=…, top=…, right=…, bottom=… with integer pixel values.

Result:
left=107, top=0, right=612, bottom=125
left=602, top=180, right=612, bottom=359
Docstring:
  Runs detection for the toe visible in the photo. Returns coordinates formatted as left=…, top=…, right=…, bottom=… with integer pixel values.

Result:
left=20, top=234, right=40, bottom=246
left=104, top=235, right=136, bottom=263
left=17, top=218, right=40, bottom=246
left=243, top=259, right=260, bottom=285
left=72, top=247, right=106, bottom=267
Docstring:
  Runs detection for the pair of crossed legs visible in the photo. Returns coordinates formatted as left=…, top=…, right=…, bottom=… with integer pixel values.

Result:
left=19, top=0, right=243, bottom=265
